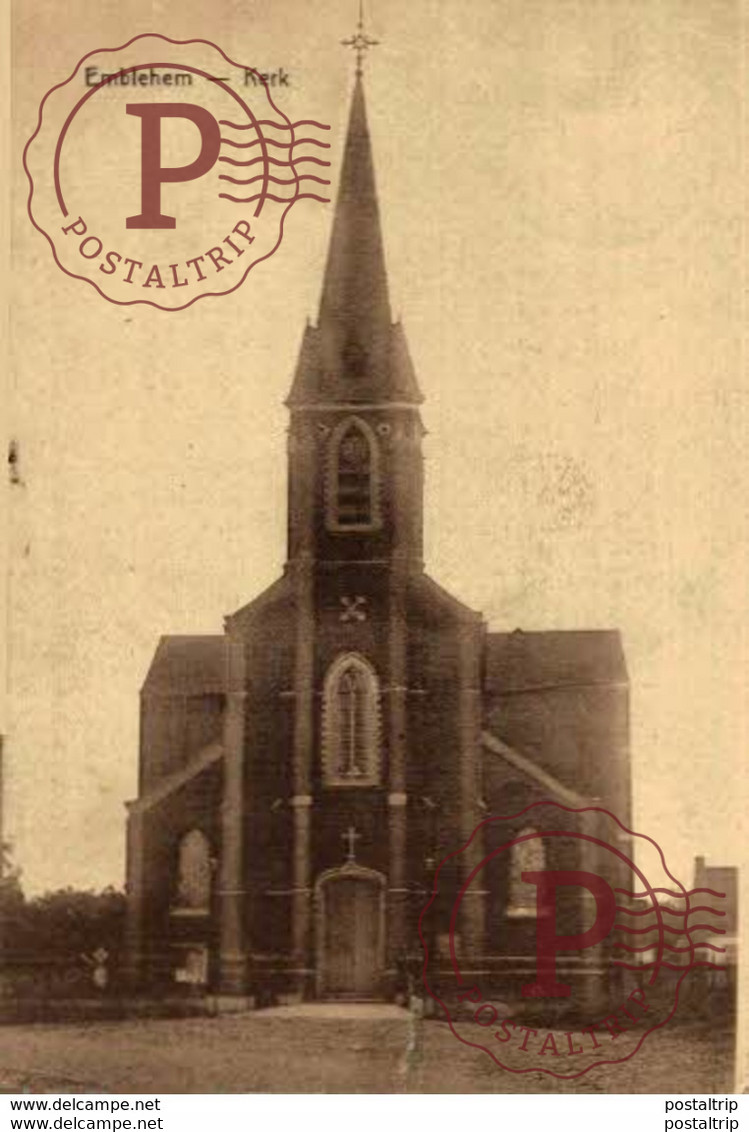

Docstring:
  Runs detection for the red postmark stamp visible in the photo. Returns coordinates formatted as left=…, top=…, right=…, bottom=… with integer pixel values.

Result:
left=23, top=33, right=331, bottom=310
left=419, top=802, right=727, bottom=1079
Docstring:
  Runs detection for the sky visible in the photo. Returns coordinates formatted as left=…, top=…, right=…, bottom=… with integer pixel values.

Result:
left=4, top=0, right=747, bottom=951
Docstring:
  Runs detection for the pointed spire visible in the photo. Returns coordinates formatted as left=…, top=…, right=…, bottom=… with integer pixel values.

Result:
left=287, top=65, right=422, bottom=407
left=317, top=74, right=391, bottom=367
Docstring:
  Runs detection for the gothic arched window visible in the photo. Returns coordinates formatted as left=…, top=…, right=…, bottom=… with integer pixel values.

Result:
left=326, top=417, right=380, bottom=532
left=173, top=829, right=212, bottom=912
left=507, top=828, right=545, bottom=917
left=322, top=654, right=380, bottom=786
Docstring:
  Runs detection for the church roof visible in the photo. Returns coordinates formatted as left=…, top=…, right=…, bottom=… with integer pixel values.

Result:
left=142, top=635, right=224, bottom=695
left=485, top=629, right=627, bottom=693
left=287, top=75, right=422, bottom=406
left=482, top=730, right=589, bottom=807
left=694, top=859, right=738, bottom=930
left=127, top=740, right=223, bottom=814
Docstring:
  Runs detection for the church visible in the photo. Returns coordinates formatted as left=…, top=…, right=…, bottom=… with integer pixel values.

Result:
left=123, top=64, right=630, bottom=1005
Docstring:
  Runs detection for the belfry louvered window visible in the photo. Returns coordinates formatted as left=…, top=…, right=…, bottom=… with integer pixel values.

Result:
left=326, top=417, right=380, bottom=532
left=337, top=423, right=372, bottom=526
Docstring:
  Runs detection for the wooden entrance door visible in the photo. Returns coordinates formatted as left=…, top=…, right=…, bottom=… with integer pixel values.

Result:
left=319, top=873, right=382, bottom=998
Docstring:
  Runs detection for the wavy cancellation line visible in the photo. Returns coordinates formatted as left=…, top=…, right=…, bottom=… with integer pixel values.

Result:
left=218, top=191, right=331, bottom=204
left=219, top=118, right=331, bottom=131
left=219, top=154, right=331, bottom=168
left=613, top=941, right=725, bottom=954
left=220, top=136, right=330, bottom=149
left=615, top=887, right=727, bottom=900
left=612, top=960, right=726, bottom=972
left=614, top=902, right=726, bottom=918
left=612, top=921, right=726, bottom=935
left=219, top=173, right=330, bottom=187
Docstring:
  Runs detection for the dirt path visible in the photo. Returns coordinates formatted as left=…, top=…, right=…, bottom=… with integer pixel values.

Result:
left=0, top=1014, right=733, bottom=1093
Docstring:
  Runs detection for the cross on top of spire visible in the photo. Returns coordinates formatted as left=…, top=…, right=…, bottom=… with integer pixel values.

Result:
left=341, top=0, right=379, bottom=77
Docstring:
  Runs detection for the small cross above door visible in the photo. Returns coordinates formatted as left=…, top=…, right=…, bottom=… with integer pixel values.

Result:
left=342, top=825, right=361, bottom=862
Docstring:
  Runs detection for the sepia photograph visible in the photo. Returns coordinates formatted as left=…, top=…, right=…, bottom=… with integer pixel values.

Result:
left=1, top=0, right=747, bottom=1097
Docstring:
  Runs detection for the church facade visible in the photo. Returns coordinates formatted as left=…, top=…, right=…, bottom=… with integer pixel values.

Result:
left=124, top=74, right=630, bottom=1004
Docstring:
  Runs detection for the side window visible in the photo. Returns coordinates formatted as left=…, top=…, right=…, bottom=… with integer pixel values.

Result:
left=174, top=829, right=212, bottom=912
left=506, top=828, right=544, bottom=917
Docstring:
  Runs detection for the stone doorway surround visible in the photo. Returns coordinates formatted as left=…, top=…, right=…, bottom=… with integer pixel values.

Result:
left=314, top=862, right=387, bottom=1000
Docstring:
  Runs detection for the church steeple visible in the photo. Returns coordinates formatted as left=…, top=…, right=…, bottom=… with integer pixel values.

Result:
left=317, top=75, right=391, bottom=376
left=286, top=57, right=425, bottom=568
left=287, top=73, right=422, bottom=407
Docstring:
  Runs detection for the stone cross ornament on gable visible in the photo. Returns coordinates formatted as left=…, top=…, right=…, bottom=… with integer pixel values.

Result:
left=339, top=595, right=367, bottom=622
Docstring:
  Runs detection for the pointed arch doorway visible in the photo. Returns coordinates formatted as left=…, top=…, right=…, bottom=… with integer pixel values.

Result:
left=315, top=864, right=386, bottom=999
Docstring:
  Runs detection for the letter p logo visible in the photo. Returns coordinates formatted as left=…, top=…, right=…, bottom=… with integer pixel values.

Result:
left=521, top=870, right=617, bottom=999
left=126, top=103, right=221, bottom=229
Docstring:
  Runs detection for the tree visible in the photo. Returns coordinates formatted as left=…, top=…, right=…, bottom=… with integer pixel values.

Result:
left=14, top=887, right=127, bottom=959
left=0, top=841, right=25, bottom=955
left=0, top=840, right=24, bottom=910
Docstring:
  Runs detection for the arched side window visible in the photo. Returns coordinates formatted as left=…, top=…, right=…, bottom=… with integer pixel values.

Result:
left=173, top=829, right=212, bottom=913
left=326, top=417, right=381, bottom=532
left=322, top=654, right=381, bottom=786
left=506, top=828, right=545, bottom=918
